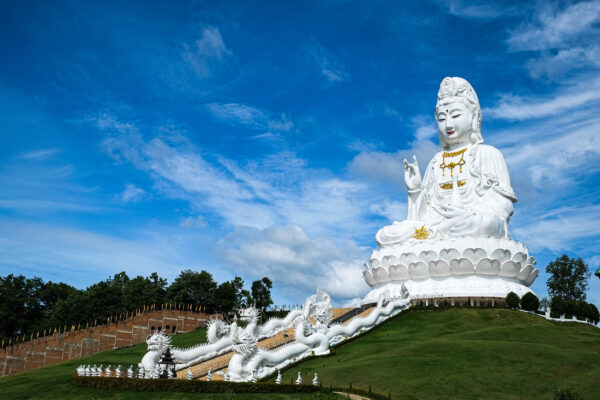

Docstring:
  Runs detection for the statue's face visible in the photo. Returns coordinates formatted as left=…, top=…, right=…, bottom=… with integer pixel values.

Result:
left=435, top=99, right=473, bottom=147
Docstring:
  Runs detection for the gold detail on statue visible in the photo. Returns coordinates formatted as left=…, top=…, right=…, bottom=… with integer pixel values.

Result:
left=439, top=180, right=466, bottom=190
left=439, top=147, right=467, bottom=177
left=412, top=225, right=430, bottom=240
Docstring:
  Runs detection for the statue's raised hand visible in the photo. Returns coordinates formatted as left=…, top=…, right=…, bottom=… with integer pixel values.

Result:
left=403, top=155, right=422, bottom=192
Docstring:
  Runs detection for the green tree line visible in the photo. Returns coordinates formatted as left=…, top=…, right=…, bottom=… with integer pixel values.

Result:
left=0, top=270, right=273, bottom=341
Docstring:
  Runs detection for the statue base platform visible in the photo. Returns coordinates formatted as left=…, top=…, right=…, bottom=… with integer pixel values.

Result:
left=361, top=237, right=539, bottom=304
left=362, top=276, right=533, bottom=304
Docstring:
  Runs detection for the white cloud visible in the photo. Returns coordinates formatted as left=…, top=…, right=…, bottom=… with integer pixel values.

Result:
left=179, top=215, right=207, bottom=228
left=412, top=115, right=437, bottom=141
left=213, top=225, right=369, bottom=301
left=120, top=184, right=146, bottom=203
left=0, top=216, right=217, bottom=288
left=507, top=1, right=600, bottom=52
left=348, top=138, right=437, bottom=189
left=307, top=41, right=349, bottom=83
left=369, top=200, right=407, bottom=222
left=484, top=77, right=600, bottom=121
left=94, top=113, right=380, bottom=240
left=205, top=103, right=293, bottom=137
left=182, top=27, right=231, bottom=78
left=206, top=103, right=268, bottom=129
left=526, top=46, right=600, bottom=81
left=512, top=205, right=600, bottom=252
left=438, top=0, right=524, bottom=19
left=15, top=148, right=61, bottom=160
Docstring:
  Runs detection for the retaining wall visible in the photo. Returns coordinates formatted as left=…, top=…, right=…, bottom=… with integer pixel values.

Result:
left=0, top=310, right=211, bottom=377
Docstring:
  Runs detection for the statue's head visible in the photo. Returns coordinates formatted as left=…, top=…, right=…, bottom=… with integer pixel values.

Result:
left=145, top=330, right=171, bottom=352
left=434, top=77, right=483, bottom=149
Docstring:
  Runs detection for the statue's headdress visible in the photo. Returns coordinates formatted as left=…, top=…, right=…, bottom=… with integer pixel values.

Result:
left=435, top=77, right=483, bottom=145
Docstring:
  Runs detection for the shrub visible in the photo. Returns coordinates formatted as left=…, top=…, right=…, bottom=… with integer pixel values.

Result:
left=554, top=387, right=583, bottom=400
left=588, top=303, right=599, bottom=324
left=506, top=292, right=520, bottom=309
left=521, top=292, right=540, bottom=311
left=72, top=376, right=320, bottom=393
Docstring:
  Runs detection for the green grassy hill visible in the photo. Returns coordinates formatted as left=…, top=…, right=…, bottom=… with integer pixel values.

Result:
left=281, top=308, right=600, bottom=400
left=2, top=308, right=599, bottom=399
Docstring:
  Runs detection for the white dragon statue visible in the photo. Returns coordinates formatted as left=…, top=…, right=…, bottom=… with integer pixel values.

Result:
left=227, top=288, right=411, bottom=381
left=138, top=303, right=306, bottom=376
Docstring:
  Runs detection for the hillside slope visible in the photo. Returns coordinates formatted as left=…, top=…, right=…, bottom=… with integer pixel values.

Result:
left=281, top=308, right=600, bottom=400
left=2, top=308, right=599, bottom=400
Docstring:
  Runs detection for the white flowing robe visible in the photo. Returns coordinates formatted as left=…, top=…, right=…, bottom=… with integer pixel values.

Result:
left=376, top=144, right=516, bottom=247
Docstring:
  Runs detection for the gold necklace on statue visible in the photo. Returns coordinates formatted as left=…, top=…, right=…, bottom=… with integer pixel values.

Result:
left=439, top=147, right=467, bottom=177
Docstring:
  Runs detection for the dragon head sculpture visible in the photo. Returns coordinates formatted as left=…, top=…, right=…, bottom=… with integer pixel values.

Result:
left=145, top=330, right=171, bottom=353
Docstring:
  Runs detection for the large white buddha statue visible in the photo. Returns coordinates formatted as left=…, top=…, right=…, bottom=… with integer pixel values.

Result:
left=362, top=77, right=538, bottom=303
left=376, top=77, right=516, bottom=246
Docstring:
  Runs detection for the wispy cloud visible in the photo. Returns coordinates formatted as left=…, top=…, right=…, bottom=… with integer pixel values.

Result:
left=182, top=27, right=232, bottom=78
left=307, top=41, right=349, bottom=83
left=0, top=216, right=217, bottom=288
left=513, top=204, right=600, bottom=252
left=526, top=46, right=600, bottom=81
left=484, top=76, right=600, bottom=121
left=179, top=215, right=207, bottom=228
left=120, top=184, right=146, bottom=203
left=15, top=148, right=61, bottom=160
left=205, top=102, right=293, bottom=137
left=436, top=0, right=524, bottom=19
left=507, top=1, right=600, bottom=52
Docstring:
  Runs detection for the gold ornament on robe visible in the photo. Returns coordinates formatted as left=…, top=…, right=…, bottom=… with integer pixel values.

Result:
left=412, top=225, right=430, bottom=240
left=439, top=147, right=467, bottom=177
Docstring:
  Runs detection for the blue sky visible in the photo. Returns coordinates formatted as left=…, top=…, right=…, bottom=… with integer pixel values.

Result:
left=1, top=0, right=599, bottom=307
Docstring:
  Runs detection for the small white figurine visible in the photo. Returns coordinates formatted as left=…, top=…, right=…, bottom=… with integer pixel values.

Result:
left=187, top=367, right=193, bottom=380
left=127, top=365, right=134, bottom=378
left=206, top=368, right=212, bottom=382
left=295, top=371, right=302, bottom=385
left=105, top=365, right=112, bottom=377
left=312, top=372, right=318, bottom=386
left=138, top=366, right=145, bottom=379
left=275, top=370, right=281, bottom=385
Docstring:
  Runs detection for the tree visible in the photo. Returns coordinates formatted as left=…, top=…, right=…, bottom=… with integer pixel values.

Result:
left=167, top=270, right=216, bottom=311
left=521, top=292, right=540, bottom=311
left=123, top=273, right=167, bottom=310
left=506, top=291, right=520, bottom=309
left=214, top=281, right=238, bottom=315
left=546, top=255, right=590, bottom=302
left=251, top=277, right=273, bottom=311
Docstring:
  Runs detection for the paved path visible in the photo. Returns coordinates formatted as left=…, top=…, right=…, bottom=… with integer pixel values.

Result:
left=334, top=391, right=373, bottom=400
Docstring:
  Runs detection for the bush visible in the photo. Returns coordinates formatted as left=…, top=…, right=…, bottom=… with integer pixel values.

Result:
left=554, top=387, right=583, bottom=400
left=72, top=376, right=320, bottom=393
left=588, top=303, right=599, bottom=324
left=506, top=292, right=520, bottom=309
left=521, top=292, right=540, bottom=311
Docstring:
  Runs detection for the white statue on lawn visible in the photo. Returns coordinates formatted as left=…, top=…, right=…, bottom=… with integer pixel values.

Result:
left=363, top=77, right=538, bottom=301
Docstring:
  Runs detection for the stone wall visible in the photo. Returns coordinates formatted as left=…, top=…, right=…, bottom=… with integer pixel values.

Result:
left=0, top=309, right=211, bottom=377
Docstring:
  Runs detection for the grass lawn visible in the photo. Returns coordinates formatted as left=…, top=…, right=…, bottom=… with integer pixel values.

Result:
left=3, top=308, right=599, bottom=399
left=279, top=308, right=600, bottom=400
left=0, top=327, right=342, bottom=400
